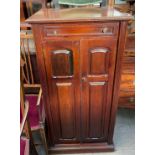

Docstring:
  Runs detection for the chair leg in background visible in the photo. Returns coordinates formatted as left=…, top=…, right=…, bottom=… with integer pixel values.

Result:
left=40, top=126, right=48, bottom=155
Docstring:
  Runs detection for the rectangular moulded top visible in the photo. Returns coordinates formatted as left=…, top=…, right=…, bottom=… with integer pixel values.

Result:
left=26, top=7, right=133, bottom=24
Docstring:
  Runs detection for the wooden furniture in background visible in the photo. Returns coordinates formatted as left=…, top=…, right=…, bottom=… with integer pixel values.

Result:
left=108, top=0, right=135, bottom=109
left=26, top=7, right=132, bottom=153
left=108, top=0, right=135, bottom=13
left=118, top=33, right=135, bottom=108
left=20, top=32, right=34, bottom=84
left=21, top=0, right=47, bottom=17
left=20, top=0, right=48, bottom=30
left=20, top=0, right=26, bottom=22
left=20, top=31, right=40, bottom=84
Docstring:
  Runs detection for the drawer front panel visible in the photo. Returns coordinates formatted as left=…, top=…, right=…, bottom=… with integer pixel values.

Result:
left=43, top=22, right=119, bottom=37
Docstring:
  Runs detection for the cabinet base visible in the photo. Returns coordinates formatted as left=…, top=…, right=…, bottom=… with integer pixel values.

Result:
left=48, top=142, right=114, bottom=154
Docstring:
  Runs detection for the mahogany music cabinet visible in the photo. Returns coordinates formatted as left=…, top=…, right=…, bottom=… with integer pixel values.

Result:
left=26, top=7, right=132, bottom=154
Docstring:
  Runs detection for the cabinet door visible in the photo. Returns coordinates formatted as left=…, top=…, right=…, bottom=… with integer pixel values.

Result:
left=43, top=40, right=81, bottom=144
left=81, top=37, right=117, bottom=142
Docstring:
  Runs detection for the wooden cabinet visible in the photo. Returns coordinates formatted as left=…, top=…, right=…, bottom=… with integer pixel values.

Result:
left=80, top=37, right=118, bottom=142
left=26, top=7, right=132, bottom=153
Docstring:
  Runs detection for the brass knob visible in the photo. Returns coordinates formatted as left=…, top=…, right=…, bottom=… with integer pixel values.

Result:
left=82, top=77, right=87, bottom=82
left=129, top=97, right=134, bottom=103
left=101, top=27, right=108, bottom=33
left=53, top=30, right=57, bottom=35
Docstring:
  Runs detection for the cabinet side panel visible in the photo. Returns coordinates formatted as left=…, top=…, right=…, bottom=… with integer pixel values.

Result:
left=31, top=25, right=54, bottom=145
left=108, top=21, right=128, bottom=144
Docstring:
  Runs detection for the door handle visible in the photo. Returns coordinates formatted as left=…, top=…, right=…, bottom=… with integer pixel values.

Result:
left=82, top=77, right=87, bottom=82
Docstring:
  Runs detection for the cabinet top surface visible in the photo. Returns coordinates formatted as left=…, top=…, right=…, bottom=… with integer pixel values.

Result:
left=26, top=7, right=133, bottom=24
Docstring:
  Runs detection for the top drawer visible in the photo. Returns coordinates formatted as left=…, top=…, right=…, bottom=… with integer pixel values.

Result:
left=43, top=22, right=119, bottom=37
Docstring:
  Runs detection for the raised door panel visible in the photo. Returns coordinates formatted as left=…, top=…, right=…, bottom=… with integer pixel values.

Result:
left=89, top=48, right=110, bottom=75
left=56, top=83, right=75, bottom=139
left=81, top=37, right=118, bottom=142
left=52, top=50, right=73, bottom=76
left=43, top=40, right=80, bottom=144
left=89, top=82, right=108, bottom=138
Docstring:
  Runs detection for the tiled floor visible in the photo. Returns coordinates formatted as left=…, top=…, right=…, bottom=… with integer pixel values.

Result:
left=33, top=108, right=135, bottom=155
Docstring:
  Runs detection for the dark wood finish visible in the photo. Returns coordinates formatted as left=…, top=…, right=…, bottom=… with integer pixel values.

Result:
left=108, top=0, right=135, bottom=109
left=31, top=24, right=54, bottom=147
left=80, top=36, right=118, bottom=143
left=26, top=7, right=132, bottom=153
left=44, top=22, right=118, bottom=37
left=108, top=21, right=128, bottom=143
left=42, top=39, right=81, bottom=144
left=49, top=143, right=114, bottom=154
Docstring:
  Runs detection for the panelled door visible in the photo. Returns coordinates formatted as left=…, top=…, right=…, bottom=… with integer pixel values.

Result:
left=43, top=40, right=81, bottom=144
left=80, top=37, right=117, bottom=142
